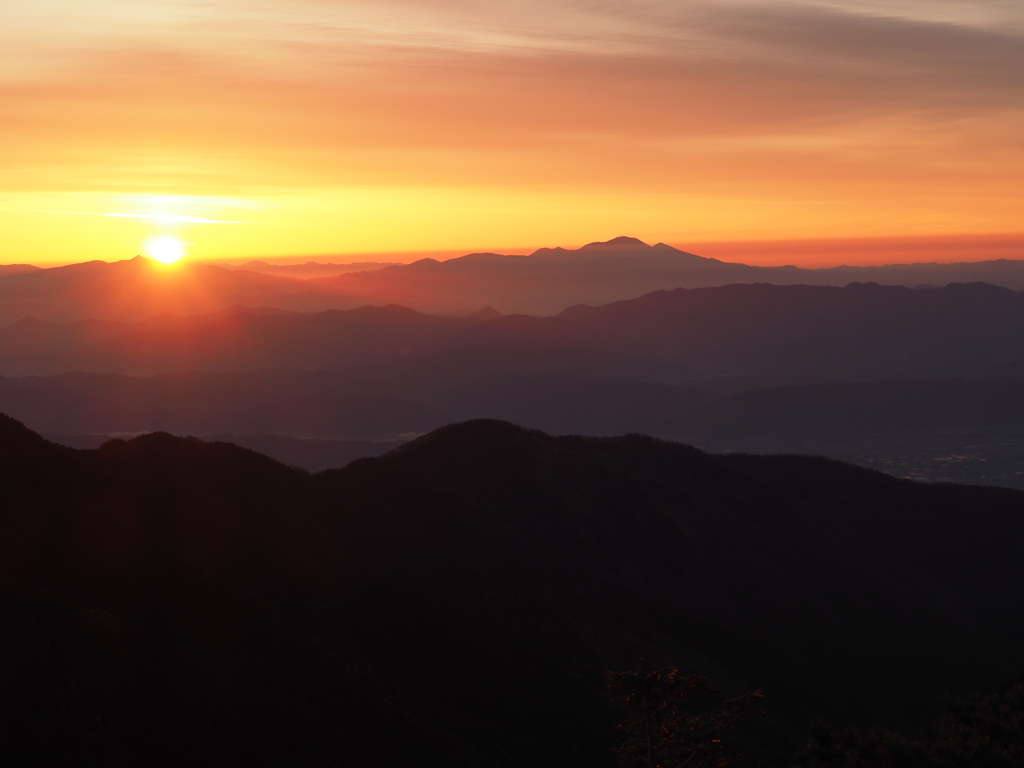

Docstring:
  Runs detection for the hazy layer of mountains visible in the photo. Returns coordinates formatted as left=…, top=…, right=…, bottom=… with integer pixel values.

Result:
left=18, top=373, right=1024, bottom=489
left=4, top=236, right=1024, bottom=323
left=3, top=416, right=1024, bottom=765
left=52, top=430, right=406, bottom=474
left=207, top=259, right=401, bottom=278
left=1, top=281, right=1022, bottom=379
left=1, top=269, right=1022, bottom=487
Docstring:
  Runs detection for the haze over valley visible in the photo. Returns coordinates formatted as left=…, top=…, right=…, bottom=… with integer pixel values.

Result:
left=1, top=241, right=1023, bottom=490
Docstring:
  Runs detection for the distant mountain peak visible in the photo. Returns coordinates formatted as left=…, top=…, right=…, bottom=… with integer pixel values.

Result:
left=0, top=264, right=42, bottom=276
left=467, top=305, right=503, bottom=320
left=579, top=236, right=652, bottom=250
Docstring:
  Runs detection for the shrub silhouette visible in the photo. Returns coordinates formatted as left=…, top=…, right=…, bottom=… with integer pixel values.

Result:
left=604, top=666, right=764, bottom=768
left=795, top=677, right=1024, bottom=768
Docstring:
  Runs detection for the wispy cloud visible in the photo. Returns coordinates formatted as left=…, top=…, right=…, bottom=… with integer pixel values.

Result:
left=2, top=0, right=1023, bottom=260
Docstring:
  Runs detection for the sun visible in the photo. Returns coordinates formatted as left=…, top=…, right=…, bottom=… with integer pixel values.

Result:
left=145, top=235, right=186, bottom=265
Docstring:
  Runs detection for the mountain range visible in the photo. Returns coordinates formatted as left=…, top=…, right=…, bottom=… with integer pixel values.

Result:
left=13, top=372, right=1024, bottom=488
left=3, top=415, right=1024, bottom=766
left=0, top=281, right=1022, bottom=380
left=4, top=236, right=1024, bottom=323
left=208, top=260, right=400, bottom=279
left=3, top=239, right=1024, bottom=492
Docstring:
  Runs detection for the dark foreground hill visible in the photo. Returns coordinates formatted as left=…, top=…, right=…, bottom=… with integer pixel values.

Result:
left=46, top=432, right=407, bottom=473
left=9, top=372, right=1024, bottom=489
left=2, top=416, right=1024, bottom=766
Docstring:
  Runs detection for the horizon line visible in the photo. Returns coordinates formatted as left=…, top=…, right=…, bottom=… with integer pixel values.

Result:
left=10, top=231, right=1024, bottom=271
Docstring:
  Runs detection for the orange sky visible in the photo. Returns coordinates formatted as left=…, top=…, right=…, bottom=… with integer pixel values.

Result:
left=3, top=0, right=1024, bottom=266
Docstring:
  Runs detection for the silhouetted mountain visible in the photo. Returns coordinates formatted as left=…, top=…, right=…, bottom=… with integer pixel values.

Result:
left=2, top=281, right=1022, bottom=379
left=204, top=434, right=406, bottom=472
left=0, top=367, right=728, bottom=441
left=674, top=379, right=1024, bottom=439
left=2, top=416, right=1024, bottom=766
left=13, top=373, right=1024, bottom=488
left=663, top=380, right=1024, bottom=491
left=582, top=235, right=652, bottom=250
left=0, top=257, right=342, bottom=326
left=0, top=316, right=132, bottom=359
left=2, top=279, right=1023, bottom=493
left=291, top=238, right=1024, bottom=314
left=6, top=240, right=1024, bottom=323
left=466, top=305, right=503, bottom=320
left=0, top=370, right=446, bottom=438
left=46, top=432, right=406, bottom=473
left=304, top=239, right=765, bottom=315
left=21, top=305, right=468, bottom=376
left=0, top=264, right=41, bottom=276
left=210, top=260, right=398, bottom=278
left=814, top=259, right=1024, bottom=292
left=0, top=306, right=297, bottom=374
left=550, top=281, right=1024, bottom=380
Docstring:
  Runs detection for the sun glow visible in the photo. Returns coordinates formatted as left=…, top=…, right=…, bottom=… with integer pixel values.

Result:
left=145, top=236, right=186, bottom=265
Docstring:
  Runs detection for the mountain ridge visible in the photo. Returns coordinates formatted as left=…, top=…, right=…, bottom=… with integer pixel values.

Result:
left=2, top=415, right=1024, bottom=764
left=5, top=237, right=1024, bottom=322
left=0, top=281, right=1021, bottom=378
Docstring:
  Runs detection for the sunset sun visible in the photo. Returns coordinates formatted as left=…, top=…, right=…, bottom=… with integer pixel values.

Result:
left=145, top=236, right=186, bottom=265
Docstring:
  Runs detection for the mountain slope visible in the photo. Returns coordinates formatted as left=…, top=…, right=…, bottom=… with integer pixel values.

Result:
left=211, top=260, right=399, bottom=278
left=2, top=281, right=1023, bottom=379
left=313, top=237, right=1024, bottom=315
left=674, top=379, right=1024, bottom=438
left=552, top=281, right=1024, bottom=379
left=6, top=239, right=1024, bottom=323
left=2, top=416, right=1024, bottom=765
left=0, top=257, right=317, bottom=325
left=49, top=304, right=467, bottom=375
left=15, top=373, right=1024, bottom=489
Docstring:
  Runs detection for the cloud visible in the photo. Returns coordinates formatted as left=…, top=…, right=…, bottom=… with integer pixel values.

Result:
left=2, top=0, right=1023, bottom=255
